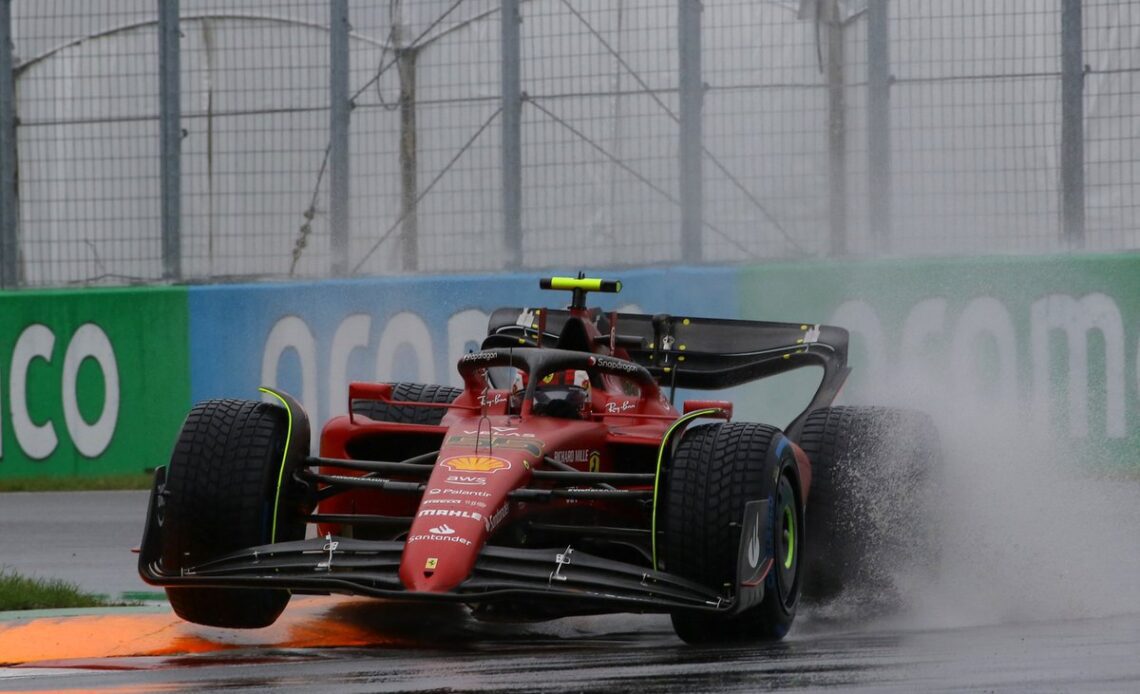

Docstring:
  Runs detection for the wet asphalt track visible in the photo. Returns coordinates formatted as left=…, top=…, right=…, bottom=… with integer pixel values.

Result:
left=1, top=491, right=1139, bottom=692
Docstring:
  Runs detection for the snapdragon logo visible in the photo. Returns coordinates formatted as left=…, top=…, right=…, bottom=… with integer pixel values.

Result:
left=2, top=323, right=120, bottom=459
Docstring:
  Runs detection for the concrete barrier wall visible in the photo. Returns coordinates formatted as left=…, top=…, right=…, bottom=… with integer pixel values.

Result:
left=187, top=267, right=741, bottom=428
left=3, top=255, right=1136, bottom=480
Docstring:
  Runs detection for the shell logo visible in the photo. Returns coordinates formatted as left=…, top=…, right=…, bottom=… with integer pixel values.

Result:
left=441, top=455, right=512, bottom=474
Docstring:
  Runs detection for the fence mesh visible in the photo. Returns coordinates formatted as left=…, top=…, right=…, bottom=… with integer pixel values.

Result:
left=179, top=1, right=331, bottom=280
left=1084, top=0, right=1140, bottom=251
left=704, top=1, right=830, bottom=262
left=888, top=0, right=1064, bottom=256
left=520, top=0, right=681, bottom=268
left=13, top=0, right=162, bottom=285
left=2, top=0, right=1139, bottom=287
left=349, top=0, right=504, bottom=276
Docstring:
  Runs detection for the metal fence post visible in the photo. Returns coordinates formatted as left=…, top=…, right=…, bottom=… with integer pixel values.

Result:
left=867, top=0, right=891, bottom=251
left=501, top=0, right=522, bottom=269
left=329, top=0, right=350, bottom=276
left=825, top=0, right=847, bottom=257
left=0, top=0, right=18, bottom=288
left=158, top=0, right=182, bottom=281
left=394, top=18, right=419, bottom=272
left=678, top=0, right=703, bottom=262
left=1060, top=0, right=1085, bottom=247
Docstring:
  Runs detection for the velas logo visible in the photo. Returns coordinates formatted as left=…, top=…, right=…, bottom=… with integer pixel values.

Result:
left=441, top=455, right=511, bottom=473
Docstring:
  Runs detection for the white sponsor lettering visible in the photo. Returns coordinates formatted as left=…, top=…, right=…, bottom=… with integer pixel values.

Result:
left=484, top=504, right=509, bottom=533
left=10, top=324, right=59, bottom=459
left=419, top=509, right=484, bottom=522
left=605, top=401, right=636, bottom=414
left=551, top=449, right=590, bottom=464
left=408, top=534, right=472, bottom=546
left=327, top=313, right=371, bottom=420
left=477, top=391, right=507, bottom=407
left=594, top=356, right=641, bottom=374
left=61, top=324, right=120, bottom=458
left=1030, top=293, right=1125, bottom=438
left=255, top=290, right=1136, bottom=463
left=460, top=351, right=499, bottom=363
left=421, top=497, right=488, bottom=509
left=3, top=323, right=120, bottom=460
left=261, top=315, right=318, bottom=428
left=446, top=475, right=487, bottom=486
left=428, top=487, right=492, bottom=498
left=835, top=292, right=1129, bottom=440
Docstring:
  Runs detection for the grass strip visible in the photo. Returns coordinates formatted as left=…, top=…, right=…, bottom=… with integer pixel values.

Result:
left=0, top=570, right=115, bottom=611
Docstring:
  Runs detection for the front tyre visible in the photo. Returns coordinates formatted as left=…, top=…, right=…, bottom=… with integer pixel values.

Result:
left=663, top=422, right=804, bottom=644
left=161, top=399, right=307, bottom=628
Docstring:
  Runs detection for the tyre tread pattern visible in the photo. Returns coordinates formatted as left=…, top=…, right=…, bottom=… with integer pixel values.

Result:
left=351, top=383, right=462, bottom=425
left=799, top=405, right=939, bottom=600
left=162, top=398, right=298, bottom=628
left=664, top=422, right=776, bottom=587
left=663, top=422, right=801, bottom=643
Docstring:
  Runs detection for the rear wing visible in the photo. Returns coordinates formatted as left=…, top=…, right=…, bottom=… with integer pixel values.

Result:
left=484, top=308, right=851, bottom=432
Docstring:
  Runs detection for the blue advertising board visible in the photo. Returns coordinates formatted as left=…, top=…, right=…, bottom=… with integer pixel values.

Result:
left=188, top=267, right=740, bottom=428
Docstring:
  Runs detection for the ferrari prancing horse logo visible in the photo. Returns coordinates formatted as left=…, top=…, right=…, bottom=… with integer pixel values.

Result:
left=441, top=455, right=512, bottom=474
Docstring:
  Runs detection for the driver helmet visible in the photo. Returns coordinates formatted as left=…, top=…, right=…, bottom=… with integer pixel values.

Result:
left=532, top=369, right=591, bottom=419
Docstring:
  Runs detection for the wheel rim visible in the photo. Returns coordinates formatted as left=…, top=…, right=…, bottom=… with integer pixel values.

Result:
left=774, top=474, right=800, bottom=607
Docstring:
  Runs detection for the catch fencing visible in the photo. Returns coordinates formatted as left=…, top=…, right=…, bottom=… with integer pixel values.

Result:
left=0, top=0, right=1137, bottom=287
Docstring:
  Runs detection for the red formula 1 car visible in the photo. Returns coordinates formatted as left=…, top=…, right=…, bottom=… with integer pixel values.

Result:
left=139, top=276, right=939, bottom=643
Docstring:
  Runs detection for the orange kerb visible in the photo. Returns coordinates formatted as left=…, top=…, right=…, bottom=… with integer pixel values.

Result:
left=0, top=597, right=387, bottom=666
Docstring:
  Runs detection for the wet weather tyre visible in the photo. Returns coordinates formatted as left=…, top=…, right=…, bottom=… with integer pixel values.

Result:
left=663, top=422, right=804, bottom=644
left=799, top=406, right=941, bottom=602
left=351, top=383, right=461, bottom=425
left=161, top=399, right=306, bottom=629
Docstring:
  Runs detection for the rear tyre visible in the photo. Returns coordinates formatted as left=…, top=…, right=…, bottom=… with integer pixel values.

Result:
left=351, top=382, right=461, bottom=425
left=799, top=406, right=941, bottom=603
left=161, top=399, right=306, bottom=628
left=663, top=422, right=804, bottom=644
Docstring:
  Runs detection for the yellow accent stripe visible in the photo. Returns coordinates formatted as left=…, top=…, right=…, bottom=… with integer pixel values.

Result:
left=651, top=408, right=720, bottom=569
left=259, top=387, right=293, bottom=543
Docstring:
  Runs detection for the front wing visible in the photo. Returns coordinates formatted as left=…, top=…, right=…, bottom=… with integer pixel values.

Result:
left=139, top=498, right=773, bottom=618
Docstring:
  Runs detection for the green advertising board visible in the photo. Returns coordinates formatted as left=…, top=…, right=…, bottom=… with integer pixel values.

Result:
left=738, top=253, right=1140, bottom=468
left=0, top=287, right=190, bottom=479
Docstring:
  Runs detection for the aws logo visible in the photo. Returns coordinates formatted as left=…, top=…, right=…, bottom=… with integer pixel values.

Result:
left=440, top=455, right=511, bottom=474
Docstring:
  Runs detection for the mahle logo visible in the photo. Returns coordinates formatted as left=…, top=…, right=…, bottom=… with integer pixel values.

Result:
left=440, top=455, right=511, bottom=474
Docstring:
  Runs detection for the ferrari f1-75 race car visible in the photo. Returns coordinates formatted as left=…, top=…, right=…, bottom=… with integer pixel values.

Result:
left=139, top=276, right=939, bottom=643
